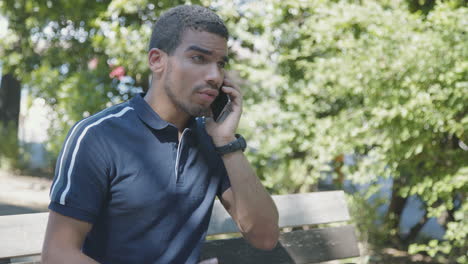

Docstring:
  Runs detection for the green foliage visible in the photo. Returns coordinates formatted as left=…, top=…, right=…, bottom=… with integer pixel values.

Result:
left=405, top=0, right=467, bottom=15
left=348, top=189, right=391, bottom=248
left=0, top=122, right=28, bottom=170
left=1, top=0, right=466, bottom=261
left=214, top=0, right=467, bottom=261
left=1, top=0, right=196, bottom=156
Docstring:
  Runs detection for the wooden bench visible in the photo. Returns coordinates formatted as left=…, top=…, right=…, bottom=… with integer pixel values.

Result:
left=0, top=190, right=359, bottom=264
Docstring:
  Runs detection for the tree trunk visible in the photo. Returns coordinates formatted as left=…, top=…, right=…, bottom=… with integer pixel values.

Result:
left=0, top=73, right=21, bottom=127
left=386, top=176, right=408, bottom=248
left=0, top=73, right=21, bottom=165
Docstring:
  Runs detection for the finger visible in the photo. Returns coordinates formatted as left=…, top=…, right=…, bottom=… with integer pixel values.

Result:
left=198, top=257, right=218, bottom=264
left=222, top=86, right=242, bottom=109
left=222, top=77, right=241, bottom=93
left=222, top=86, right=242, bottom=101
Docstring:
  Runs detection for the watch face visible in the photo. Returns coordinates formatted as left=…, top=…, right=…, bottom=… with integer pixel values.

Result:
left=238, top=136, right=246, bottom=151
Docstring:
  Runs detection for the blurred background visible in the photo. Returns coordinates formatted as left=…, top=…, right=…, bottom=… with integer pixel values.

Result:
left=0, top=0, right=466, bottom=263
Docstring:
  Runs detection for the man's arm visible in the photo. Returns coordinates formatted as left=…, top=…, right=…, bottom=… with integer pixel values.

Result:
left=206, top=77, right=279, bottom=250
left=219, top=154, right=279, bottom=250
left=42, top=211, right=98, bottom=264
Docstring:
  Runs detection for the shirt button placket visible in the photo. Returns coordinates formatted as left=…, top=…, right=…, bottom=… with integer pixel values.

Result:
left=173, top=143, right=179, bottom=183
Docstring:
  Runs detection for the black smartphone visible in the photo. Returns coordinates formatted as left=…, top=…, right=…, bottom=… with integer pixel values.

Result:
left=211, top=88, right=231, bottom=122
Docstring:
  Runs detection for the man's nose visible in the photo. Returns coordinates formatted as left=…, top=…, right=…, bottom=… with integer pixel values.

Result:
left=205, top=64, right=223, bottom=89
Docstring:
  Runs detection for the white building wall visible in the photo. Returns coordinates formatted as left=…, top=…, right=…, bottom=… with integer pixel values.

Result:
left=18, top=89, right=52, bottom=169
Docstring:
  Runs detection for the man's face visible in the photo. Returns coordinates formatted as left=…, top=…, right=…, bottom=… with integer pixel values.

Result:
left=163, top=29, right=228, bottom=117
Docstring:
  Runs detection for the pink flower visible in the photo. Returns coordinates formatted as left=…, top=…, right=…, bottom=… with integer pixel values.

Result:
left=88, top=58, right=98, bottom=70
left=109, top=66, right=125, bottom=80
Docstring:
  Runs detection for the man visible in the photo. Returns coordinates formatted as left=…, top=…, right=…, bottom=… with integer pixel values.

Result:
left=42, top=4, right=279, bottom=264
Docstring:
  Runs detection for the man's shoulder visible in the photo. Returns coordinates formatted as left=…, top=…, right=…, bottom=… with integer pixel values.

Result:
left=67, top=101, right=136, bottom=140
left=88, top=101, right=135, bottom=123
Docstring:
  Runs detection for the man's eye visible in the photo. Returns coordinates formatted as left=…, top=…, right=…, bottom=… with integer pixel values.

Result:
left=192, top=55, right=204, bottom=62
left=218, top=61, right=226, bottom=68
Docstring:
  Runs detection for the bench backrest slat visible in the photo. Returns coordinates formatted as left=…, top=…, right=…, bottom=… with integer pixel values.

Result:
left=0, top=213, right=48, bottom=259
left=201, top=225, right=360, bottom=264
left=208, top=190, right=350, bottom=235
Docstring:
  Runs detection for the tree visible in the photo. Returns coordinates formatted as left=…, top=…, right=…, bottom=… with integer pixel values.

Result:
left=215, top=0, right=467, bottom=262
left=0, top=0, right=193, bottom=156
left=1, top=0, right=466, bottom=262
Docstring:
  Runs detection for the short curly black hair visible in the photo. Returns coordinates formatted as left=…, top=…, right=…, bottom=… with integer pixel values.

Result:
left=149, top=5, right=229, bottom=54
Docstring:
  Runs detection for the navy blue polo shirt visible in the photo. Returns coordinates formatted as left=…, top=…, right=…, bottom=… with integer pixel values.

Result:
left=49, top=94, right=231, bottom=264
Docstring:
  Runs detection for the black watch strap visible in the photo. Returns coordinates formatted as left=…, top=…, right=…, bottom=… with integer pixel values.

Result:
left=215, top=134, right=246, bottom=155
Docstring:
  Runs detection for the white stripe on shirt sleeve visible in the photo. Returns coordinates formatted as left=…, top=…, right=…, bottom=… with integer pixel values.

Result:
left=56, top=106, right=134, bottom=205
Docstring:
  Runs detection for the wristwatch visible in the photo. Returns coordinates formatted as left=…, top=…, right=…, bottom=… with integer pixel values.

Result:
left=215, top=134, right=247, bottom=155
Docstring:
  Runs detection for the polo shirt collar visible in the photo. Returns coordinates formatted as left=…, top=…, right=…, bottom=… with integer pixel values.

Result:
left=130, top=93, right=197, bottom=131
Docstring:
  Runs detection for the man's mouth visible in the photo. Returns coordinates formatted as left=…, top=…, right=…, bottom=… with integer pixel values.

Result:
left=197, top=89, right=218, bottom=103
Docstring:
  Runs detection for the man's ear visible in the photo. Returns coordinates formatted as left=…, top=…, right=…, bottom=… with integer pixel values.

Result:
left=148, top=48, right=167, bottom=75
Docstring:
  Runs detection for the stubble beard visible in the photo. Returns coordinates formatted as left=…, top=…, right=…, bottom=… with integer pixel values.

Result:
left=163, top=64, right=211, bottom=117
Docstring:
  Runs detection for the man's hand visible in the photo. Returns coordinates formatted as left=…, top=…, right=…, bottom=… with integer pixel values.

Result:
left=199, top=257, right=218, bottom=264
left=206, top=77, right=243, bottom=147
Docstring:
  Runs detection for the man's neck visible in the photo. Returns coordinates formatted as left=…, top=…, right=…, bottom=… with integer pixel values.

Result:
left=144, top=88, right=190, bottom=132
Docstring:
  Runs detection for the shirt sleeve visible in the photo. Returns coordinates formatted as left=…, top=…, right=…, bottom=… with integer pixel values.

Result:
left=49, top=123, right=109, bottom=224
